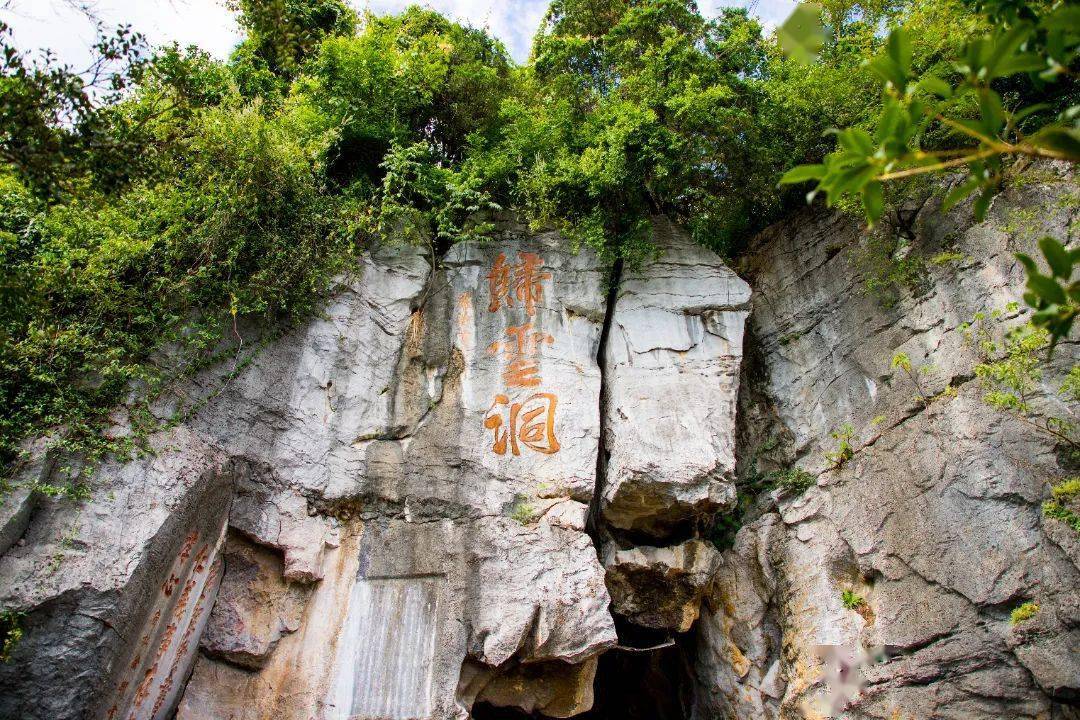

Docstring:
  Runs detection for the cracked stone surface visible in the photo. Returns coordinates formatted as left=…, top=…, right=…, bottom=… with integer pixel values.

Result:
left=199, top=531, right=310, bottom=670
left=694, top=164, right=1080, bottom=719
left=601, top=216, right=751, bottom=538
left=179, top=223, right=618, bottom=719
left=0, top=427, right=233, bottom=720
left=6, top=161, right=1067, bottom=720
left=603, top=539, right=720, bottom=632
left=0, top=229, right=618, bottom=720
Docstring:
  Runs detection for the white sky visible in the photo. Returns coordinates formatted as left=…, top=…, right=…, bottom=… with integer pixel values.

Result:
left=0, top=0, right=798, bottom=68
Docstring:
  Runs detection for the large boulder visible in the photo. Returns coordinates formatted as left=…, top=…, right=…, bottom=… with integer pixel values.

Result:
left=601, top=217, right=751, bottom=538
left=603, top=540, right=720, bottom=632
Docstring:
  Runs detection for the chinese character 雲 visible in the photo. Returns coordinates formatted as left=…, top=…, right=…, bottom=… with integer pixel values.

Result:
left=487, top=322, right=554, bottom=388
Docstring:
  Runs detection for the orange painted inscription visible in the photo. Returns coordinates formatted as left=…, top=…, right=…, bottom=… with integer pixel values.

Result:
left=487, top=252, right=552, bottom=317
left=482, top=251, right=561, bottom=456
left=484, top=393, right=561, bottom=456
left=487, top=322, right=554, bottom=388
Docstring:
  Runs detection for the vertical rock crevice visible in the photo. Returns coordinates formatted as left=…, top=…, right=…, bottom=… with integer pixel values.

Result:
left=583, top=218, right=752, bottom=719
left=587, top=256, right=623, bottom=539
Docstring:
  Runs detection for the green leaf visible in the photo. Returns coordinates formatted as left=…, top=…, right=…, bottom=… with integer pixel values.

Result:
left=1011, top=103, right=1051, bottom=126
left=779, top=164, right=826, bottom=185
left=1030, top=126, right=1080, bottom=161
left=862, top=181, right=884, bottom=224
left=993, top=52, right=1046, bottom=78
left=919, top=75, right=952, bottom=99
left=868, top=56, right=907, bottom=93
left=1015, top=252, right=1037, bottom=274
left=977, top=89, right=1005, bottom=137
left=942, top=177, right=979, bottom=212
left=972, top=186, right=995, bottom=221
left=777, top=3, right=825, bottom=64
left=983, top=23, right=1035, bottom=81
left=886, top=28, right=912, bottom=77
left=828, top=162, right=877, bottom=198
left=1028, top=273, right=1067, bottom=305
left=1068, top=281, right=1080, bottom=303
left=837, top=128, right=875, bottom=156
left=1041, top=6, right=1080, bottom=30
left=1039, top=237, right=1072, bottom=279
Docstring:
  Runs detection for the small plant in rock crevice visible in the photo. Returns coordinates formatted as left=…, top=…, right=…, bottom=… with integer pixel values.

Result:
left=842, top=589, right=866, bottom=610
left=770, top=467, right=816, bottom=494
left=891, top=351, right=929, bottom=406
left=1010, top=601, right=1040, bottom=625
left=708, top=457, right=776, bottom=552
left=825, top=424, right=857, bottom=469
left=851, top=230, right=928, bottom=309
left=0, top=609, right=24, bottom=663
left=509, top=496, right=538, bottom=525
left=1043, top=477, right=1080, bottom=534
left=46, top=520, right=82, bottom=574
left=930, top=251, right=965, bottom=266
left=962, top=310, right=1080, bottom=454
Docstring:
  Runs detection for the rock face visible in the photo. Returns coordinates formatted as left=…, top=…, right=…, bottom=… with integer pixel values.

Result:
left=199, top=532, right=309, bottom=669
left=603, top=540, right=720, bottom=632
left=10, top=219, right=727, bottom=720
left=178, top=223, right=619, bottom=719
left=601, top=217, right=751, bottom=538
left=693, top=165, right=1080, bottom=719
left=3, top=168, right=1075, bottom=720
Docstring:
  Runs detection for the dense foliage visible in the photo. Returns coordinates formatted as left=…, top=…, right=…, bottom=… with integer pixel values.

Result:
left=0, top=0, right=1072, bottom=471
left=782, top=0, right=1079, bottom=341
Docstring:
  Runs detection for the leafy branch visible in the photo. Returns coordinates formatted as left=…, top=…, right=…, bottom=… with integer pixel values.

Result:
left=778, top=0, right=1079, bottom=345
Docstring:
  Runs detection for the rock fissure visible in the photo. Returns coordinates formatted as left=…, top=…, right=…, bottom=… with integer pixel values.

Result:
left=588, top=256, right=623, bottom=540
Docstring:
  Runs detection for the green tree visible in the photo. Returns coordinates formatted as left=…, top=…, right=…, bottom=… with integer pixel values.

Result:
left=227, top=0, right=356, bottom=79
left=779, top=0, right=1079, bottom=341
left=484, top=0, right=776, bottom=260
left=0, top=19, right=147, bottom=197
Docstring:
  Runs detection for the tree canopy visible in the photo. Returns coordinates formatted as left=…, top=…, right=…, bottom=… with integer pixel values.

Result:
left=0, top=0, right=1074, bottom=473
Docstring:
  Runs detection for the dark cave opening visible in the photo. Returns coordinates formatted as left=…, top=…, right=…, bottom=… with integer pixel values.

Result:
left=579, top=642, right=694, bottom=720
left=470, top=622, right=695, bottom=720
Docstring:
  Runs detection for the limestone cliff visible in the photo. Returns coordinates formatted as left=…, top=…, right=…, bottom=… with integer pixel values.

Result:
left=0, top=168, right=1077, bottom=720
left=695, top=165, right=1080, bottom=719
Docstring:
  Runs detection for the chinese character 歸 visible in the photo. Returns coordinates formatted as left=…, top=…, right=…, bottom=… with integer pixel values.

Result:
left=487, top=252, right=552, bottom=317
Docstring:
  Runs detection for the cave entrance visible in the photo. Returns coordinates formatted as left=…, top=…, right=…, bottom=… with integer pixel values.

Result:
left=470, top=624, right=694, bottom=720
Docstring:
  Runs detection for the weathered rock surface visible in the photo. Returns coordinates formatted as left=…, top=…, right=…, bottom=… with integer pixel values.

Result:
left=601, top=217, right=751, bottom=538
left=459, top=657, right=600, bottom=718
left=0, top=427, right=233, bottom=720
left=694, top=165, right=1080, bottom=719
left=37, top=176, right=1080, bottom=720
left=603, top=539, right=720, bottom=632
left=199, top=531, right=309, bottom=669
left=0, top=437, right=50, bottom=557
left=174, top=224, right=621, bottom=719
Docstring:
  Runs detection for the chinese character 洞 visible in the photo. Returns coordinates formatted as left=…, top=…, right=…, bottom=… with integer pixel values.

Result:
left=488, top=322, right=554, bottom=388
left=487, top=252, right=552, bottom=317
left=483, top=392, right=561, bottom=456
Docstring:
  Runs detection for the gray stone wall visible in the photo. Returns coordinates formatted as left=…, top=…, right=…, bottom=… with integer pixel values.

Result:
left=694, top=164, right=1080, bottom=719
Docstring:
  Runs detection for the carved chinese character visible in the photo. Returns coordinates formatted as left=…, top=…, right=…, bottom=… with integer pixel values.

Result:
left=487, top=252, right=552, bottom=317
left=487, top=253, right=512, bottom=312
left=488, top=322, right=554, bottom=388
left=483, top=392, right=561, bottom=456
